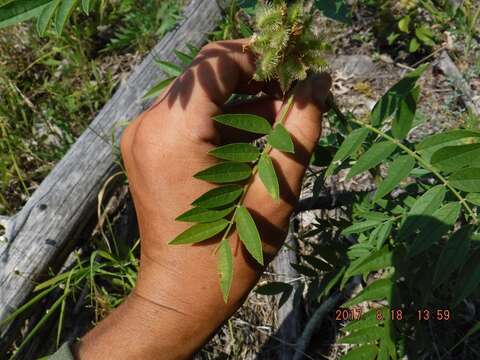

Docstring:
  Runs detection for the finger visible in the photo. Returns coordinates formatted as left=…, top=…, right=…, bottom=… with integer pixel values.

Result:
left=219, top=96, right=283, bottom=144
left=151, top=40, right=287, bottom=144
left=242, top=73, right=332, bottom=259
left=163, top=39, right=260, bottom=115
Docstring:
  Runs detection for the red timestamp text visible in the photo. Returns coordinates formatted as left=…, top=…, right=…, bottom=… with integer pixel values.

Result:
left=417, top=309, right=451, bottom=321
left=335, top=307, right=363, bottom=321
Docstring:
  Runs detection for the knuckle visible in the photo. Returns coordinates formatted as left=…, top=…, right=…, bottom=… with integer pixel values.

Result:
left=199, top=41, right=221, bottom=53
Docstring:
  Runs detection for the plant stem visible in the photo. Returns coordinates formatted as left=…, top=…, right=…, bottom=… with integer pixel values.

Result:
left=216, top=94, right=296, bottom=253
left=329, top=101, right=477, bottom=222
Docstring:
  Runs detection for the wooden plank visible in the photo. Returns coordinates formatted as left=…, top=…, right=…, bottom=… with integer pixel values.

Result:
left=270, top=218, right=303, bottom=360
left=0, top=0, right=224, bottom=333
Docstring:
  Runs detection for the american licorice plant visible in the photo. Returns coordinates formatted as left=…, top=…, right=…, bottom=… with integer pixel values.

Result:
left=169, top=0, right=328, bottom=302
left=165, top=0, right=480, bottom=358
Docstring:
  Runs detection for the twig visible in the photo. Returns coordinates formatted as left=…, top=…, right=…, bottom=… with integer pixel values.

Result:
left=292, top=292, right=343, bottom=360
left=294, top=191, right=368, bottom=213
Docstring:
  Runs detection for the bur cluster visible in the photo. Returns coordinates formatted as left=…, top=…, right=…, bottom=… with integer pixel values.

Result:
left=248, top=0, right=329, bottom=93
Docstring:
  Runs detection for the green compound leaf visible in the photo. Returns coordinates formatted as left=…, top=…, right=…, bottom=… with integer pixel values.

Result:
left=347, top=246, right=393, bottom=277
left=143, top=77, right=175, bottom=100
left=255, top=281, right=293, bottom=308
left=340, top=345, right=378, bottom=360
left=416, top=129, right=480, bottom=150
left=408, top=202, right=461, bottom=257
left=433, top=226, right=472, bottom=288
left=326, top=127, right=370, bottom=177
left=391, top=86, right=420, bottom=140
left=155, top=60, right=183, bottom=76
left=454, top=248, right=480, bottom=306
left=431, top=144, right=480, bottom=173
left=169, top=219, right=228, bottom=245
left=340, top=325, right=384, bottom=344
left=36, top=0, right=60, bottom=35
left=342, top=278, right=392, bottom=308
left=174, top=49, right=194, bottom=66
left=290, top=263, right=317, bottom=277
left=235, top=206, right=264, bottom=265
left=55, top=0, right=78, bottom=35
left=398, top=185, right=446, bottom=240
left=191, top=185, right=243, bottom=209
left=175, top=206, right=235, bottom=223
left=346, top=141, right=397, bottom=180
left=466, top=193, right=480, bottom=205
left=398, top=16, right=410, bottom=33
left=370, top=221, right=392, bottom=250
left=416, top=25, right=435, bottom=46
left=212, top=114, right=272, bottom=134
left=0, top=0, right=51, bottom=29
left=218, top=240, right=233, bottom=303
left=371, top=64, right=427, bottom=127
left=267, top=123, right=294, bottom=153
left=408, top=185, right=446, bottom=215
left=303, top=255, right=333, bottom=271
left=255, top=281, right=292, bottom=295
left=258, top=153, right=280, bottom=200
left=373, top=155, right=415, bottom=202
left=209, top=143, right=260, bottom=162
left=194, top=162, right=251, bottom=184
left=342, top=308, right=388, bottom=333
left=341, top=220, right=382, bottom=236
left=449, top=168, right=480, bottom=192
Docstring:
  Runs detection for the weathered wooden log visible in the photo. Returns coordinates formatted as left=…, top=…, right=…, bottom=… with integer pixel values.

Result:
left=269, top=217, right=303, bottom=360
left=0, top=0, right=224, bottom=337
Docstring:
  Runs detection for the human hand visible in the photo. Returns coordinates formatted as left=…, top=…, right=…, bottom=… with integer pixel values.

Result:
left=76, top=39, right=331, bottom=359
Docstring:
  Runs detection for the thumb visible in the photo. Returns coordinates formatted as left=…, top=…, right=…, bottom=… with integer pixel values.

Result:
left=242, top=73, right=332, bottom=259
left=282, top=72, right=332, bottom=163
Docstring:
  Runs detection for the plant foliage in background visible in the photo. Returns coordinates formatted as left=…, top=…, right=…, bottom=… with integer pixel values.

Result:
left=0, top=0, right=103, bottom=35
left=1, top=0, right=479, bottom=358
left=0, top=0, right=181, bottom=45
left=359, top=0, right=479, bottom=55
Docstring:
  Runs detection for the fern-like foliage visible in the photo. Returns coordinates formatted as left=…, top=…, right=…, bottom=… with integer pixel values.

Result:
left=263, top=64, right=480, bottom=358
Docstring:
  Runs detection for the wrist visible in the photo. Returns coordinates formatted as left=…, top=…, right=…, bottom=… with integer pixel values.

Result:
left=76, top=291, right=198, bottom=360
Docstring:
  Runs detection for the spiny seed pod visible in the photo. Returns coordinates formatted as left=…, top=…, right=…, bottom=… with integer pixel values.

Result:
left=256, top=4, right=284, bottom=31
left=248, top=0, right=328, bottom=93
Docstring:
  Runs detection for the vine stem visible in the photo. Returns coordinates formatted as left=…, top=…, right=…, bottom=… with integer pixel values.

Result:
left=214, top=93, right=296, bottom=255
left=328, top=100, right=477, bottom=223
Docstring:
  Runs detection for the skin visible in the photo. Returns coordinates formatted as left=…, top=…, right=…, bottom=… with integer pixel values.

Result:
left=74, top=39, right=331, bottom=360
